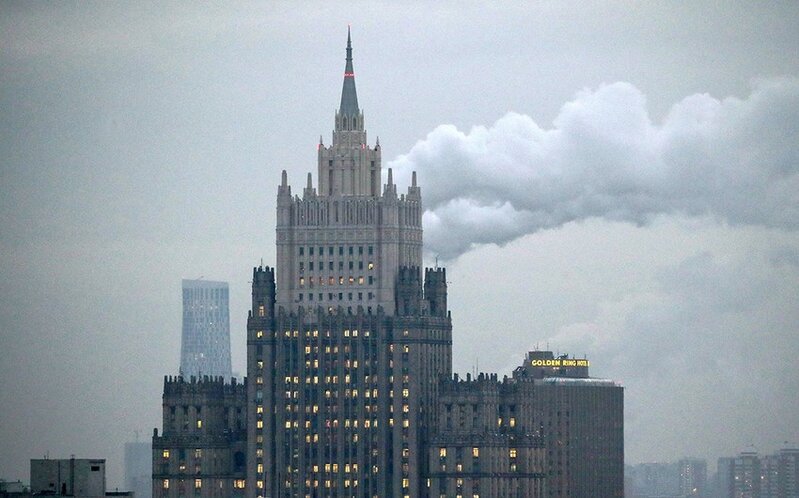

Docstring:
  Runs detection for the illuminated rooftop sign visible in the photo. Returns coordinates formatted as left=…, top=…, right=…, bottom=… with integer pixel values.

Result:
left=531, top=358, right=589, bottom=368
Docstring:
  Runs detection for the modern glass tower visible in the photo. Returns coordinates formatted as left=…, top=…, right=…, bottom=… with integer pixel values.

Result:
left=181, top=279, right=232, bottom=379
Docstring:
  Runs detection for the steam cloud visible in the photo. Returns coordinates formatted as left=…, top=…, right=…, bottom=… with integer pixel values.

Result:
left=389, top=78, right=799, bottom=260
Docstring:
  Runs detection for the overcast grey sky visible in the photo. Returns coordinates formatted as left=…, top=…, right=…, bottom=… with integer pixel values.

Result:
left=1, top=1, right=798, bottom=487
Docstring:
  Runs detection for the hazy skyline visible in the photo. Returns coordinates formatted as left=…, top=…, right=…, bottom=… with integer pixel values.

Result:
left=2, top=1, right=798, bottom=487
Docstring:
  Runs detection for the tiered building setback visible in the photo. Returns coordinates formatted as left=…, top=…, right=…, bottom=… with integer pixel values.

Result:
left=247, top=28, right=452, bottom=498
left=152, top=376, right=247, bottom=498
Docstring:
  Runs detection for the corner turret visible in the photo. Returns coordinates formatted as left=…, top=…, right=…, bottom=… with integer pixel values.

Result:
left=424, top=267, right=448, bottom=317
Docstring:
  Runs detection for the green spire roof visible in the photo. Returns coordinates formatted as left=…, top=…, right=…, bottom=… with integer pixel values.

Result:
left=339, top=26, right=359, bottom=117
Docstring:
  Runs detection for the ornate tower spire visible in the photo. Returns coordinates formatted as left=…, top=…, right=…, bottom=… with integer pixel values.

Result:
left=339, top=26, right=359, bottom=118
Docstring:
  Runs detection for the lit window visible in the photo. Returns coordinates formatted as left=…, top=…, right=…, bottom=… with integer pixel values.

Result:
left=162, top=449, right=170, bottom=458
left=509, top=448, right=517, bottom=458
left=256, top=330, right=264, bottom=338
left=472, top=447, right=479, bottom=458
left=368, top=262, right=374, bottom=270
left=258, top=305, right=265, bottom=316
left=194, top=448, right=202, bottom=458
left=439, top=448, right=447, bottom=458
left=194, top=478, right=202, bottom=489
left=162, top=479, right=169, bottom=489
left=196, top=419, right=202, bottom=429
left=234, top=480, right=245, bottom=489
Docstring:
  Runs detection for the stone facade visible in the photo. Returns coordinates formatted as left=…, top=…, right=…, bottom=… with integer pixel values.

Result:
left=152, top=376, right=247, bottom=498
left=247, top=29, right=451, bottom=498
left=427, top=351, right=624, bottom=498
left=274, top=30, right=422, bottom=317
left=427, top=373, right=547, bottom=498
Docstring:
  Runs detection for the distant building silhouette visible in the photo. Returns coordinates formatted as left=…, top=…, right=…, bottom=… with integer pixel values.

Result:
left=124, top=440, right=151, bottom=498
left=679, top=457, right=707, bottom=497
left=180, top=279, right=231, bottom=379
left=713, top=447, right=799, bottom=498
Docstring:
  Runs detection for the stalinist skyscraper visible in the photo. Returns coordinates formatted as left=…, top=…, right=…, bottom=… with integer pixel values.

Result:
left=153, top=29, right=623, bottom=498
left=246, top=29, right=453, bottom=498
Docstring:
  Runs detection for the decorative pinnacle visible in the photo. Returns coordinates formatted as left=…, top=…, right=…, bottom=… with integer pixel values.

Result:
left=345, top=26, right=354, bottom=76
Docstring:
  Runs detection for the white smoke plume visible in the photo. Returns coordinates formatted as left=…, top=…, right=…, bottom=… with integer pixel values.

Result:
left=389, top=78, right=799, bottom=260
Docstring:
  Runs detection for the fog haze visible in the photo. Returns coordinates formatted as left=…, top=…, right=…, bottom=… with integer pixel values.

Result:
left=1, top=1, right=798, bottom=486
